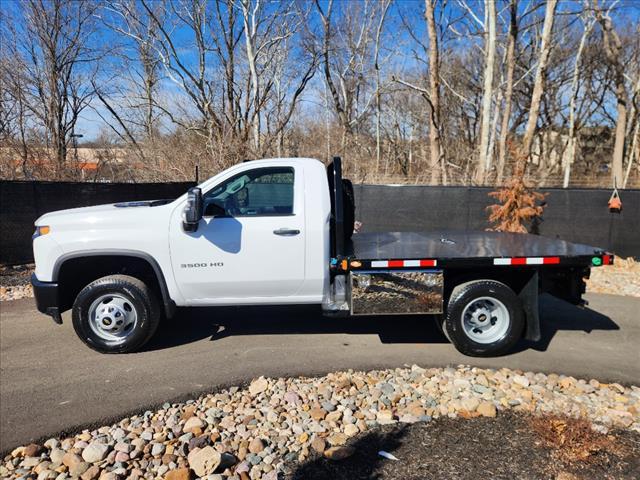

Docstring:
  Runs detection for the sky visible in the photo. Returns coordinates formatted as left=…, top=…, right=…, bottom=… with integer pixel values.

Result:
left=4, top=0, right=639, bottom=142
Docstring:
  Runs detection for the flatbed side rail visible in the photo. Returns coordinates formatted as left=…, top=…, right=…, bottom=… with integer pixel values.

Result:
left=331, top=253, right=614, bottom=273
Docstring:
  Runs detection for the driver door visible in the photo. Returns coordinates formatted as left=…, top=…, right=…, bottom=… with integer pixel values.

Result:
left=169, top=165, right=306, bottom=303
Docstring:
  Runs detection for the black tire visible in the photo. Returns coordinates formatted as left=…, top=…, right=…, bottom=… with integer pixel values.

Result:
left=72, top=275, right=160, bottom=354
left=434, top=314, right=451, bottom=341
left=444, top=280, right=524, bottom=357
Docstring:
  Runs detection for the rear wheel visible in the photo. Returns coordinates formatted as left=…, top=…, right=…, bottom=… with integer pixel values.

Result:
left=444, top=280, right=524, bottom=357
left=72, top=275, right=160, bottom=354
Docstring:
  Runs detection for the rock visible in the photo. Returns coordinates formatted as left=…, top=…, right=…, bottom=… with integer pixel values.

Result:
left=379, top=383, right=395, bottom=395
left=298, top=433, right=309, bottom=444
left=248, top=438, right=265, bottom=454
left=309, top=408, right=326, bottom=421
left=324, top=446, right=355, bottom=461
left=80, top=466, right=101, bottom=480
left=187, top=446, right=221, bottom=477
left=69, top=462, right=90, bottom=477
left=284, top=391, right=301, bottom=405
left=311, top=437, right=326, bottom=453
left=321, top=401, right=336, bottom=412
left=461, top=397, right=480, bottom=412
left=44, top=439, right=60, bottom=450
left=217, top=452, right=237, bottom=471
left=248, top=377, right=269, bottom=396
left=164, top=468, right=191, bottom=480
left=113, top=443, right=131, bottom=454
left=344, top=424, right=359, bottom=437
left=98, top=472, right=118, bottom=480
left=24, top=444, right=45, bottom=457
left=325, top=411, right=342, bottom=423
left=162, top=454, right=178, bottom=465
left=114, top=451, right=129, bottom=463
left=11, top=446, right=26, bottom=457
left=37, top=469, right=54, bottom=480
left=328, top=433, right=347, bottom=446
left=82, top=443, right=110, bottom=464
left=513, top=375, right=530, bottom=387
left=183, top=417, right=204, bottom=433
left=50, top=448, right=65, bottom=464
left=62, top=453, right=83, bottom=468
left=477, top=402, right=497, bottom=418
left=560, top=377, right=574, bottom=389
left=150, top=443, right=165, bottom=457
left=376, top=411, right=395, bottom=424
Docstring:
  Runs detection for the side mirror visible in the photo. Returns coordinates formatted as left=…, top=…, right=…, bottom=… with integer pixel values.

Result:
left=182, top=187, right=203, bottom=232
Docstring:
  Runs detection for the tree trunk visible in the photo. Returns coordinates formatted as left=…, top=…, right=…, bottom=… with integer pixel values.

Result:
left=496, top=0, right=518, bottom=184
left=475, top=0, right=496, bottom=185
left=425, top=0, right=442, bottom=184
left=563, top=15, right=593, bottom=188
left=521, top=0, right=558, bottom=157
left=596, top=10, right=628, bottom=188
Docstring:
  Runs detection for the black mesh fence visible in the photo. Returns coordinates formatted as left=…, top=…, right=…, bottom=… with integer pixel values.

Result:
left=1, top=181, right=638, bottom=265
left=354, top=185, right=640, bottom=258
left=1, top=181, right=194, bottom=265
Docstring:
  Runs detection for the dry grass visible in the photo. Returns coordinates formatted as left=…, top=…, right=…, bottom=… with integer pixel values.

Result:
left=529, top=415, right=623, bottom=465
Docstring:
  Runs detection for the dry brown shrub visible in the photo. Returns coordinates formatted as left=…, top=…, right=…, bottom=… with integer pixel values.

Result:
left=487, top=142, right=547, bottom=232
left=529, top=415, right=620, bottom=465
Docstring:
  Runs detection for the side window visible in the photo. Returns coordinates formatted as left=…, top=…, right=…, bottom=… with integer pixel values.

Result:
left=203, top=167, right=294, bottom=217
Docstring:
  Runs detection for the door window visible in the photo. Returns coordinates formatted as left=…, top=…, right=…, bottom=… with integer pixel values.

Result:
left=203, top=167, right=294, bottom=217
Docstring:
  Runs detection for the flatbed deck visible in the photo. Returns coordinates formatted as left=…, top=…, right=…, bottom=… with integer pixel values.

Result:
left=347, top=231, right=611, bottom=269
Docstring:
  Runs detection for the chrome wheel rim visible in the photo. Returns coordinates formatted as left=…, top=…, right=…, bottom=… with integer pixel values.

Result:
left=461, top=296, right=510, bottom=344
left=88, top=294, right=138, bottom=343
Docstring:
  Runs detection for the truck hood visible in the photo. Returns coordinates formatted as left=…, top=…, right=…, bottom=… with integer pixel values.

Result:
left=35, top=199, right=176, bottom=226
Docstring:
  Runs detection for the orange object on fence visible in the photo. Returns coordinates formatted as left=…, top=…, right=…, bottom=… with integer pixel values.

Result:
left=608, top=186, right=622, bottom=213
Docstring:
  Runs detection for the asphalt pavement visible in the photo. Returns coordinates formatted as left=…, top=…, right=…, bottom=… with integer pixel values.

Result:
left=1, top=293, right=638, bottom=452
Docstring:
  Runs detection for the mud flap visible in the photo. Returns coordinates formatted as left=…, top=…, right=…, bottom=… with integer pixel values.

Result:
left=519, top=271, right=541, bottom=341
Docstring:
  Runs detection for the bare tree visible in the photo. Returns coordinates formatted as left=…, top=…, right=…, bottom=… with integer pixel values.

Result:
left=314, top=0, right=389, bottom=149
left=595, top=2, right=629, bottom=188
left=521, top=0, right=558, bottom=157
left=496, top=0, right=518, bottom=184
left=395, top=0, right=443, bottom=184
left=563, top=5, right=595, bottom=188
left=5, top=0, right=99, bottom=171
left=475, top=0, right=497, bottom=184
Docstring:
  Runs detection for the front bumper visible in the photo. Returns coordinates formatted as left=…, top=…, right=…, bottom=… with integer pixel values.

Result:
left=31, top=274, right=62, bottom=324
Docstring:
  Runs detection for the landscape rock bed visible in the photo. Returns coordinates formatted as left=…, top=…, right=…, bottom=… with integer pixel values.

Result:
left=2, top=366, right=639, bottom=480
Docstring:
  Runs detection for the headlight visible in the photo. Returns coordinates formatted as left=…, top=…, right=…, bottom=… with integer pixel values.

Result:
left=33, top=225, right=51, bottom=238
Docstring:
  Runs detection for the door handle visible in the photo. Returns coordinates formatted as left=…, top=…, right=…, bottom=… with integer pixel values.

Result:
left=273, top=228, right=300, bottom=236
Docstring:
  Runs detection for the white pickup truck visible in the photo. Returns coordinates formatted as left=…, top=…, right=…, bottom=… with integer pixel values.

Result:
left=31, top=157, right=613, bottom=356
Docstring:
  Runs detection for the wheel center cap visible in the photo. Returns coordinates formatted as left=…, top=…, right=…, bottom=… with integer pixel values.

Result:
left=97, top=305, right=127, bottom=332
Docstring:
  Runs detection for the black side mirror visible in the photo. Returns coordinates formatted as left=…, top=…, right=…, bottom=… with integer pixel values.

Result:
left=182, top=187, right=203, bottom=232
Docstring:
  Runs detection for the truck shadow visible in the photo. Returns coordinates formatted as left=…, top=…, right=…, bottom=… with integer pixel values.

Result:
left=145, top=304, right=449, bottom=351
left=515, top=294, right=619, bottom=353
left=144, top=294, right=619, bottom=354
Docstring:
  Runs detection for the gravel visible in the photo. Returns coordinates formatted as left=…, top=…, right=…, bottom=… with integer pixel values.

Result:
left=1, top=366, right=638, bottom=480
left=0, top=264, right=34, bottom=301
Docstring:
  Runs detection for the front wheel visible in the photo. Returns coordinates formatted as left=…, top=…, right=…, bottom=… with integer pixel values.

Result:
left=72, top=275, right=160, bottom=354
left=444, top=280, right=524, bottom=357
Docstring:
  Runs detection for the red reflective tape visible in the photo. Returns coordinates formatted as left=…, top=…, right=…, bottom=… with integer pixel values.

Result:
left=543, top=257, right=560, bottom=264
left=420, top=259, right=436, bottom=267
left=602, top=254, right=612, bottom=265
left=388, top=260, right=404, bottom=268
left=511, top=257, right=527, bottom=265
